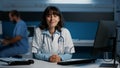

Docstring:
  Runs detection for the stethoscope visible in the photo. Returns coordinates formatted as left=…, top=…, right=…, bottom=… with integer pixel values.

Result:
left=42, top=33, right=64, bottom=44
left=32, top=32, right=74, bottom=54
left=58, top=33, right=64, bottom=45
left=42, top=33, right=65, bottom=54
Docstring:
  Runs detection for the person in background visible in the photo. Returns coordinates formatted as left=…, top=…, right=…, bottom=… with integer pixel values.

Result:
left=0, top=10, right=29, bottom=57
left=32, top=6, right=75, bottom=63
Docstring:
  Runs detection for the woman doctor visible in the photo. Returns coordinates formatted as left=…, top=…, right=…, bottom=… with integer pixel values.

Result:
left=32, top=6, right=75, bottom=63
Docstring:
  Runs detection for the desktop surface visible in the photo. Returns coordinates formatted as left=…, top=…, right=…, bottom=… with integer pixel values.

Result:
left=0, top=59, right=119, bottom=68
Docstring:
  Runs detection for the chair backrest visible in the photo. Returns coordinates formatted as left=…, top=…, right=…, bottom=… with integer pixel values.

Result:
left=20, top=26, right=35, bottom=58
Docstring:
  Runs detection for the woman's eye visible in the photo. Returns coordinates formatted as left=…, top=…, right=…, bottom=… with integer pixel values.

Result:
left=46, top=14, right=58, bottom=18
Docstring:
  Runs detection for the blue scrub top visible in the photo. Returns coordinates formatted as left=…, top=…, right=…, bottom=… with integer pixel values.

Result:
left=13, top=20, right=29, bottom=53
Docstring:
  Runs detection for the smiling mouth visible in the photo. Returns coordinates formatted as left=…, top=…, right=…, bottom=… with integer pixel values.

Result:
left=50, top=22, right=55, bottom=24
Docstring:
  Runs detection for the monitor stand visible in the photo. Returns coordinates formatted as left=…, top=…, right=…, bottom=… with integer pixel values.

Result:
left=99, top=36, right=118, bottom=68
left=100, top=63, right=118, bottom=68
left=99, top=52, right=118, bottom=68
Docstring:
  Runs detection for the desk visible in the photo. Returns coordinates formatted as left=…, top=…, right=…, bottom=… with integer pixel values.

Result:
left=0, top=59, right=119, bottom=68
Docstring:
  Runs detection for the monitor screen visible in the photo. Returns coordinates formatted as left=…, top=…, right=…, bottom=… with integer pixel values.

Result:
left=92, top=21, right=116, bottom=58
left=93, top=20, right=116, bottom=55
left=27, top=26, right=35, bottom=37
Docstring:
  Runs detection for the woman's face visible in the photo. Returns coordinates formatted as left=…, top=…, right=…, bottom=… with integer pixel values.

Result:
left=46, top=14, right=60, bottom=29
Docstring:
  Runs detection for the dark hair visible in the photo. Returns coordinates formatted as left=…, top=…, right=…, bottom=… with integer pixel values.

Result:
left=9, top=10, right=20, bottom=17
left=40, top=6, right=64, bottom=32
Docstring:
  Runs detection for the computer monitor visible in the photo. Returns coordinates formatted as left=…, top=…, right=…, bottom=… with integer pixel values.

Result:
left=93, top=20, right=118, bottom=68
left=27, top=26, right=35, bottom=37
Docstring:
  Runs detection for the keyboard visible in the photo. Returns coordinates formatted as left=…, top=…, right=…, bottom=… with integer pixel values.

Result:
left=57, top=59, right=96, bottom=65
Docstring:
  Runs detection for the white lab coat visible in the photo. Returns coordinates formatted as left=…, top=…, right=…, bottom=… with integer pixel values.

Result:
left=32, top=27, right=75, bottom=55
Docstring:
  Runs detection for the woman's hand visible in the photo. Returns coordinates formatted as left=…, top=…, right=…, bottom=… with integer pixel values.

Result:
left=49, top=54, right=61, bottom=63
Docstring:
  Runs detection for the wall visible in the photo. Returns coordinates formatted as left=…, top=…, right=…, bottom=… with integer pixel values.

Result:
left=2, top=21, right=98, bottom=40
left=1, top=11, right=113, bottom=39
